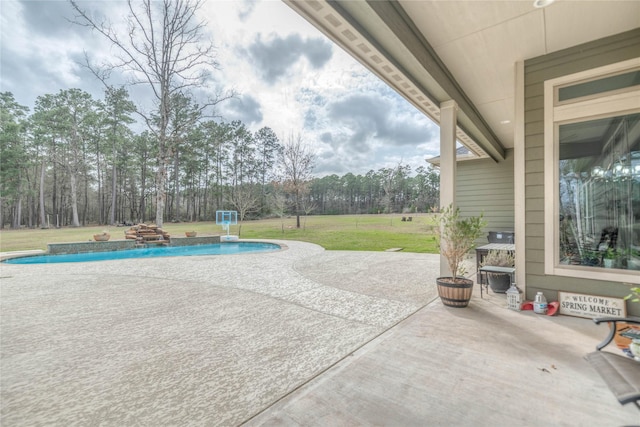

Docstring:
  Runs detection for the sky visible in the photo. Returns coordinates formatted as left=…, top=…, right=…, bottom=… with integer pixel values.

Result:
left=0, top=0, right=441, bottom=176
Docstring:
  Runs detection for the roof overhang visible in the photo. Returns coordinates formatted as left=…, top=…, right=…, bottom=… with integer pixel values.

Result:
left=427, top=146, right=478, bottom=167
left=285, top=0, right=503, bottom=162
left=285, top=0, right=640, bottom=164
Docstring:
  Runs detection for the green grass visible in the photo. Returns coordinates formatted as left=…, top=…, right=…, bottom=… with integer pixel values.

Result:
left=0, top=214, right=440, bottom=253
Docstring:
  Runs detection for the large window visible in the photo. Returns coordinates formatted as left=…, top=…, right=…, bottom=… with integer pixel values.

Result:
left=545, top=59, right=640, bottom=283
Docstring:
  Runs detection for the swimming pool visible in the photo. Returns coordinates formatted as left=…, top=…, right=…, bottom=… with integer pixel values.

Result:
left=3, top=242, right=281, bottom=264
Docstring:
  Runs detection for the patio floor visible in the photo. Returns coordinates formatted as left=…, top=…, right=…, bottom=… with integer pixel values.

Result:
left=0, top=240, right=637, bottom=426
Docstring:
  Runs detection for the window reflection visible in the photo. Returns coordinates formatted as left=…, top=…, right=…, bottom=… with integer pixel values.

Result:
left=558, top=70, right=640, bottom=102
left=558, top=112, right=640, bottom=270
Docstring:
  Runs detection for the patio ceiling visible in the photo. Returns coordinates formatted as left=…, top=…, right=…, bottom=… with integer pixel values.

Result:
left=285, top=0, right=640, bottom=161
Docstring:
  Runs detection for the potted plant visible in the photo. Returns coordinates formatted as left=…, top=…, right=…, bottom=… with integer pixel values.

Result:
left=628, top=248, right=640, bottom=270
left=480, top=250, right=515, bottom=293
left=602, top=248, right=618, bottom=268
left=433, top=205, right=486, bottom=307
left=580, top=248, right=600, bottom=266
left=625, top=286, right=640, bottom=304
left=624, top=287, right=640, bottom=360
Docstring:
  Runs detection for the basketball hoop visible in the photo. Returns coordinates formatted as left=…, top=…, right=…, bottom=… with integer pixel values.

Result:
left=216, top=211, right=238, bottom=241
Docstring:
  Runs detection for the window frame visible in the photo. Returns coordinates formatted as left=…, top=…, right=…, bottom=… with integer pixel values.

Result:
left=543, top=57, right=640, bottom=284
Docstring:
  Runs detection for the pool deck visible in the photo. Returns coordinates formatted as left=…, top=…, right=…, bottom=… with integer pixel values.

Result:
left=0, top=240, right=637, bottom=426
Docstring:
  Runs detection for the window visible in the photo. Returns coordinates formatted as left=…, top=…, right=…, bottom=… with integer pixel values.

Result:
left=544, top=58, right=640, bottom=284
left=558, top=70, right=640, bottom=102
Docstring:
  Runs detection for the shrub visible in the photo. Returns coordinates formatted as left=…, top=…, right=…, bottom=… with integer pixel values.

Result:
left=481, top=250, right=515, bottom=268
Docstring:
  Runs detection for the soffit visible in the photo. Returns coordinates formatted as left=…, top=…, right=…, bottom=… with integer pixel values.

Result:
left=400, top=0, right=640, bottom=149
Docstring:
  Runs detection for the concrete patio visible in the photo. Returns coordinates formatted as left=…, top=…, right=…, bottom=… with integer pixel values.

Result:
left=0, top=240, right=637, bottom=426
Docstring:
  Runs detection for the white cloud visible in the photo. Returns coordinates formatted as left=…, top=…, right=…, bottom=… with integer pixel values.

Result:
left=1, top=0, right=439, bottom=177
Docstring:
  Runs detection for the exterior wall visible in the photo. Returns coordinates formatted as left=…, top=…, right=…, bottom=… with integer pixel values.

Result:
left=457, top=149, right=515, bottom=246
left=170, top=235, right=221, bottom=246
left=524, top=28, right=640, bottom=315
left=48, top=240, right=137, bottom=254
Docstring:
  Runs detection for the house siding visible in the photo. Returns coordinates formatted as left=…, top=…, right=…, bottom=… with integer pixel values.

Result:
left=524, top=28, right=640, bottom=315
left=456, top=149, right=515, bottom=246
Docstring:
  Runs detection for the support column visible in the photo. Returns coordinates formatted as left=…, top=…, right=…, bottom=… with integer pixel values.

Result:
left=514, top=61, right=526, bottom=293
left=439, top=100, right=458, bottom=277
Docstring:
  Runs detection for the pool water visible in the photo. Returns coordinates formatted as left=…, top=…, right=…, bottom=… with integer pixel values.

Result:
left=3, top=242, right=280, bottom=264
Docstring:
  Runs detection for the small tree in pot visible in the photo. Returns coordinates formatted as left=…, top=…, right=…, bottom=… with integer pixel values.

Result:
left=433, top=205, right=486, bottom=307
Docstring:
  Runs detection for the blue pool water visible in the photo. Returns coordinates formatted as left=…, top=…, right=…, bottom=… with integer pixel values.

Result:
left=3, top=242, right=280, bottom=264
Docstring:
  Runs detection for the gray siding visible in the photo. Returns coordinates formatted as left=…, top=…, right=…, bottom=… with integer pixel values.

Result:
left=524, top=28, right=640, bottom=315
left=456, top=149, right=514, bottom=246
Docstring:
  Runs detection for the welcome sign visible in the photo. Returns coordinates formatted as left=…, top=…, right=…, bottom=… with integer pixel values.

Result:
left=558, top=292, right=626, bottom=319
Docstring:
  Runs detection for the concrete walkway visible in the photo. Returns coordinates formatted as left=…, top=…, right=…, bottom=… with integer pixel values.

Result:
left=0, top=241, right=637, bottom=426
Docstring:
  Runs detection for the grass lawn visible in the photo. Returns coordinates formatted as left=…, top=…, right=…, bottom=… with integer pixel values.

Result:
left=0, top=214, right=439, bottom=253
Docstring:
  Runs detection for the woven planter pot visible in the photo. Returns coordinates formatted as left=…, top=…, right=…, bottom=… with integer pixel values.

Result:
left=436, top=277, right=474, bottom=308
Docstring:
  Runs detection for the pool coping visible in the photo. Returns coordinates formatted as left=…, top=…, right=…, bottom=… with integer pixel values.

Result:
left=0, top=249, right=46, bottom=262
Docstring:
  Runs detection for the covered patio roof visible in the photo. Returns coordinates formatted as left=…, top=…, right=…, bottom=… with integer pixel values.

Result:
left=284, top=0, right=640, bottom=161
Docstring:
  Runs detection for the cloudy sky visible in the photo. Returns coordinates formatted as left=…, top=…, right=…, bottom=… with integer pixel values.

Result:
left=0, top=0, right=440, bottom=176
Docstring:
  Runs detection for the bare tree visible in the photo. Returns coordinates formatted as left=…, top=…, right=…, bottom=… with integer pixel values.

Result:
left=269, top=182, right=288, bottom=234
left=70, top=0, right=232, bottom=227
left=301, top=196, right=317, bottom=230
left=227, top=184, right=259, bottom=222
left=280, top=134, right=315, bottom=229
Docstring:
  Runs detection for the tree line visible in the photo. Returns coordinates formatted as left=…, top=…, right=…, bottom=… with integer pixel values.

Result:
left=2, top=0, right=439, bottom=230
left=0, top=89, right=439, bottom=229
